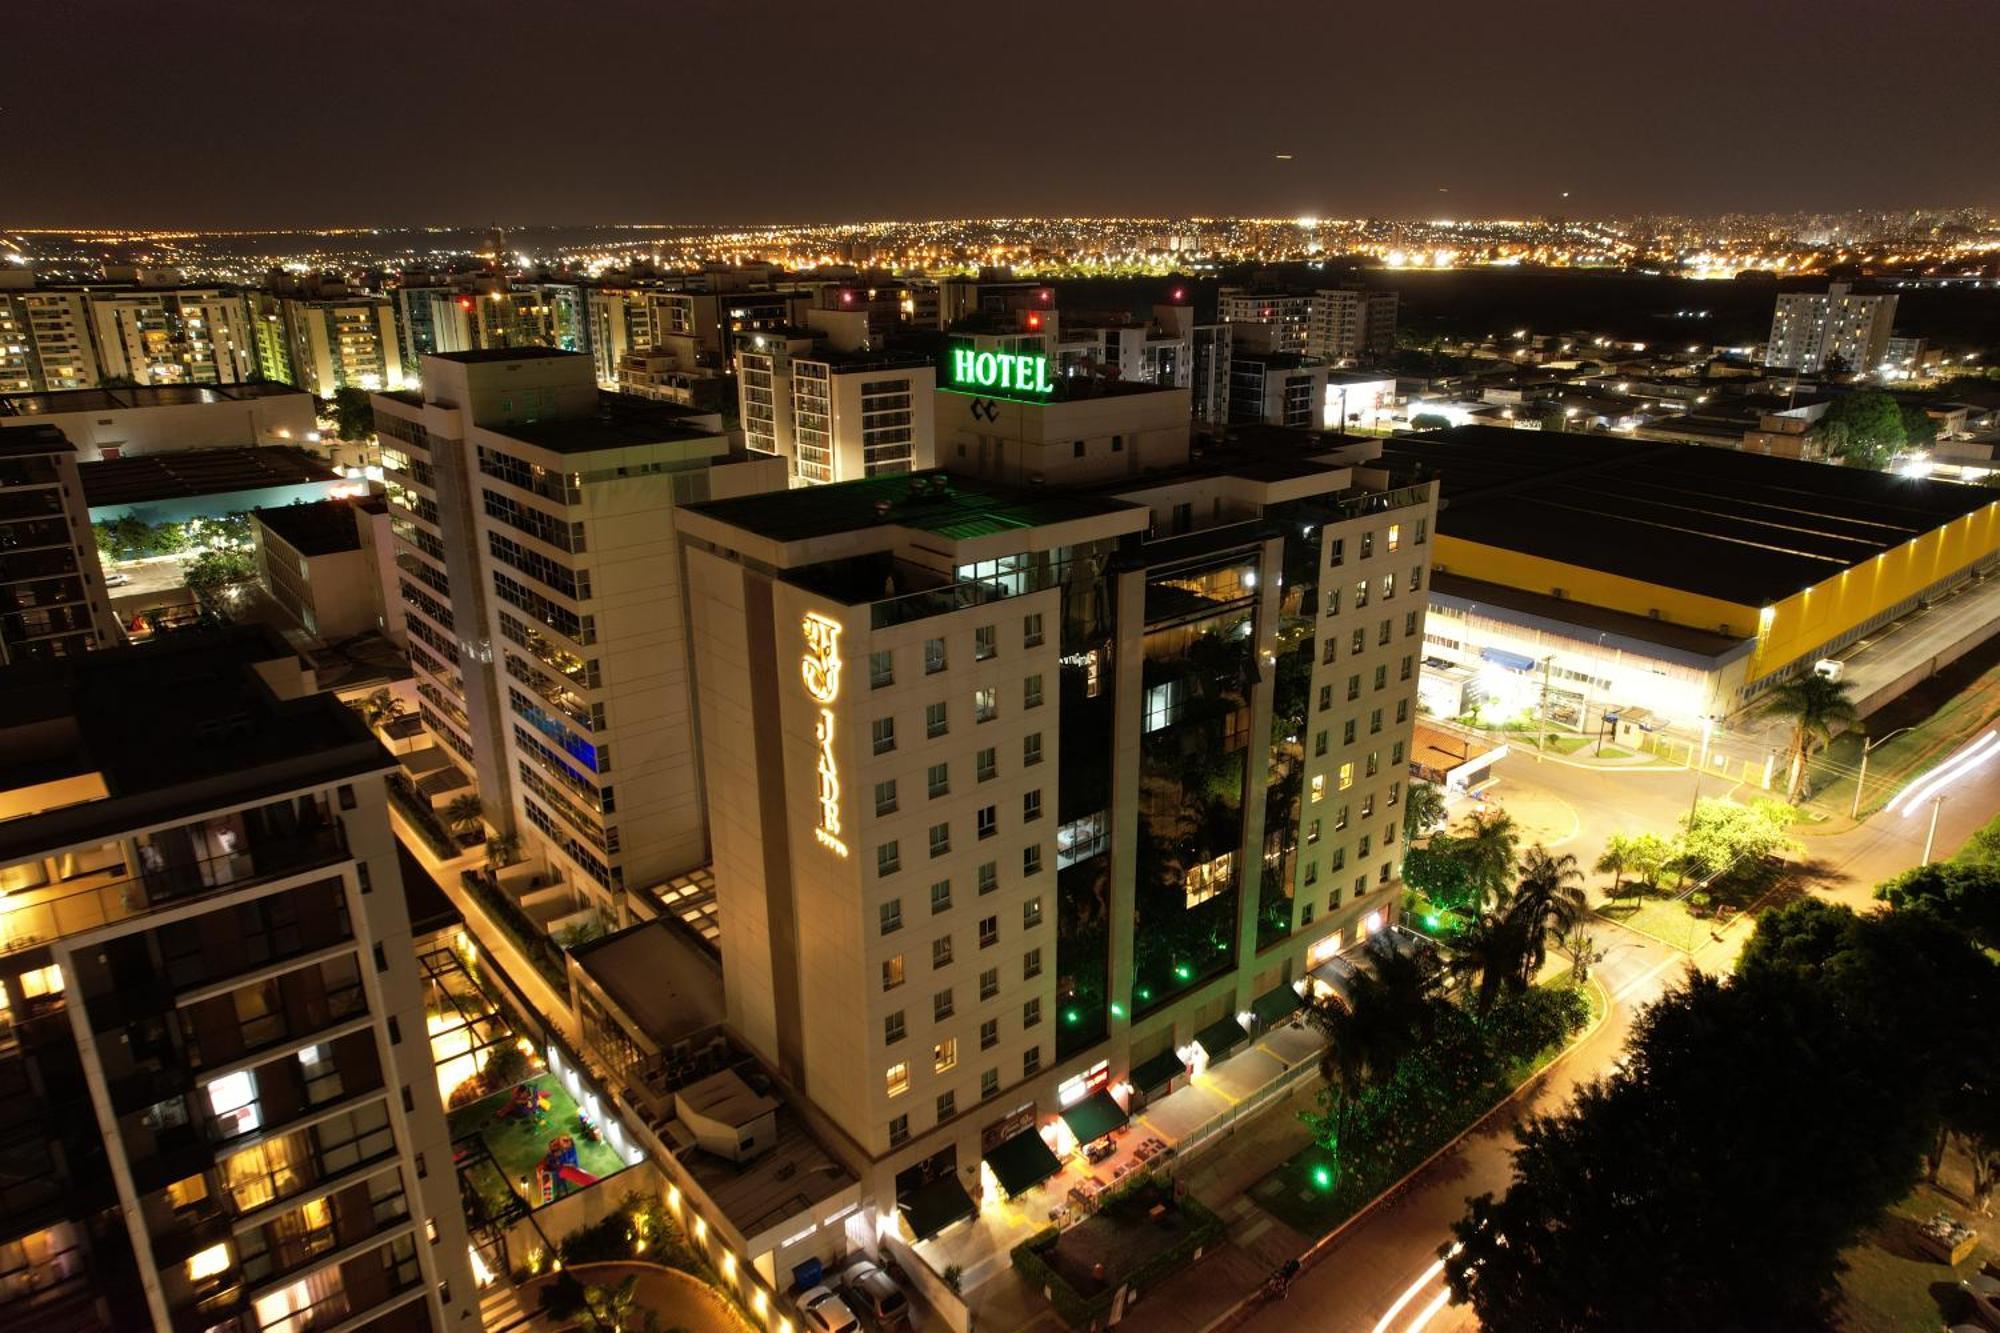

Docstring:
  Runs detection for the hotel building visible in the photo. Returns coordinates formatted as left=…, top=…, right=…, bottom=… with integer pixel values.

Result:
left=679, top=363, right=1436, bottom=1209
left=0, top=426, right=123, bottom=664
left=373, top=350, right=785, bottom=925
left=0, top=627, right=475, bottom=1333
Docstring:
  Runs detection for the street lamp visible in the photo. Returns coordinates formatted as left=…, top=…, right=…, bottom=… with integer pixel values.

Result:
left=1850, top=725, right=1916, bottom=819
left=1885, top=729, right=2000, bottom=865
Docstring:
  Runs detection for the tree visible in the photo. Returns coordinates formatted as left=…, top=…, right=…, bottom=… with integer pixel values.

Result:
left=1875, top=861, right=2000, bottom=951
left=1444, top=907, right=1533, bottom=1015
left=486, top=832, right=523, bottom=871
left=1758, top=672, right=1857, bottom=801
left=1409, top=412, right=1453, bottom=431
left=357, top=687, right=406, bottom=728
left=1504, top=847, right=1587, bottom=984
left=1810, top=389, right=1904, bottom=469
left=1456, top=808, right=1520, bottom=909
left=1899, top=403, right=1938, bottom=450
left=1536, top=404, right=1568, bottom=433
left=1622, top=832, right=1674, bottom=895
left=181, top=547, right=255, bottom=597
left=1402, top=835, right=1477, bottom=915
left=1307, top=935, right=1442, bottom=1097
left=327, top=386, right=376, bottom=442
left=1403, top=780, right=1447, bottom=843
left=1594, top=834, right=1638, bottom=897
left=443, top=793, right=486, bottom=836
left=1675, top=797, right=1798, bottom=884
left=1551, top=923, right=1605, bottom=984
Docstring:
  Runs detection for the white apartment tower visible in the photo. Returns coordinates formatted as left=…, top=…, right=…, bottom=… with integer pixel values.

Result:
left=281, top=297, right=406, bottom=396
left=88, top=288, right=258, bottom=386
left=373, top=350, right=784, bottom=924
left=737, top=331, right=935, bottom=485
left=1309, top=288, right=1398, bottom=363
left=1765, top=282, right=1898, bottom=375
left=0, top=426, right=123, bottom=663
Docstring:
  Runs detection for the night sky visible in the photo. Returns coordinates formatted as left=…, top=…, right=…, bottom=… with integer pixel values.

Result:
left=9, top=0, right=1997, bottom=228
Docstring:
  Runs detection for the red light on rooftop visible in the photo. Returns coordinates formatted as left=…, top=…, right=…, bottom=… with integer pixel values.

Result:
left=1026, top=312, right=1042, bottom=329
left=1039, top=289, right=1052, bottom=303
left=458, top=296, right=474, bottom=310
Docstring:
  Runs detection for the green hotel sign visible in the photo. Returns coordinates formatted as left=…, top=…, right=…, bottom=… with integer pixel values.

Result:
left=945, top=344, right=1053, bottom=400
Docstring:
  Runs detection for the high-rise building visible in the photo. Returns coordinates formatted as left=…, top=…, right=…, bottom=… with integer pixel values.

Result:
left=1215, top=288, right=1313, bottom=355
left=1765, top=281, right=1898, bottom=375
left=737, top=328, right=935, bottom=485
left=0, top=278, right=99, bottom=393
left=585, top=287, right=658, bottom=389
left=391, top=279, right=589, bottom=367
left=0, top=426, right=122, bottom=662
left=373, top=349, right=785, bottom=925
left=282, top=296, right=406, bottom=396
left=0, top=626, right=476, bottom=1333
left=87, top=288, right=258, bottom=386
left=679, top=359, right=1437, bottom=1200
left=1308, top=288, right=1398, bottom=363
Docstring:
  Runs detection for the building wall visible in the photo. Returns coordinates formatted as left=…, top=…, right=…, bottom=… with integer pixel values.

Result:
left=0, top=392, right=318, bottom=462
left=934, top=389, right=1190, bottom=487
left=251, top=523, right=378, bottom=640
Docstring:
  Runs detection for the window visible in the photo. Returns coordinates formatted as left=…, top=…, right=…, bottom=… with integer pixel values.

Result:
left=1361, top=531, right=1375, bottom=558
left=1023, top=998, right=1042, bottom=1028
left=979, top=915, right=999, bottom=948
left=1383, top=573, right=1396, bottom=601
left=928, top=763, right=950, bottom=798
left=978, top=862, right=998, bottom=895
left=1024, top=1046, right=1041, bottom=1077
left=934, top=1038, right=958, bottom=1073
left=981, top=1017, right=999, bottom=1049
left=870, top=650, right=894, bottom=688
left=1397, top=698, right=1410, bottom=724
left=872, top=717, right=896, bottom=755
left=1024, top=948, right=1042, bottom=980
left=1023, top=733, right=1043, bottom=766
left=925, top=638, right=947, bottom=674
left=1378, top=621, right=1391, bottom=647
left=975, top=688, right=997, bottom=723
left=926, top=702, right=948, bottom=739
left=1326, top=587, right=1341, bottom=617
left=1331, top=846, right=1346, bottom=872
left=1347, top=674, right=1361, bottom=701
left=1374, top=664, right=1388, bottom=690
left=930, top=880, right=953, bottom=914
left=1319, top=685, right=1332, bottom=712
left=1023, top=790, right=1043, bottom=822
left=1362, top=795, right=1375, bottom=820
left=1355, top=579, right=1369, bottom=609
left=1024, top=674, right=1043, bottom=709
left=1024, top=896, right=1043, bottom=928
left=1393, top=740, right=1406, bottom=765
left=890, top=1114, right=909, bottom=1146
left=1387, top=522, right=1401, bottom=552
left=877, top=842, right=901, bottom=877
left=1024, top=844, right=1043, bottom=875
left=982, top=1068, right=1000, bottom=1099
left=1336, top=804, right=1351, bottom=831
left=980, top=968, right=1000, bottom=1000
left=1328, top=538, right=1345, bottom=567
left=934, top=988, right=954, bottom=1021
left=1416, top=517, right=1428, bottom=545
left=977, top=805, right=997, bottom=839
left=874, top=780, right=898, bottom=817
left=932, top=935, right=953, bottom=968
left=1405, top=611, right=1419, bottom=636
left=1307, top=818, right=1322, bottom=844
left=975, top=625, right=997, bottom=661
left=1381, top=862, right=1394, bottom=885
left=880, top=899, right=903, bottom=934
left=1370, top=708, right=1383, bottom=734
left=937, top=1091, right=956, bottom=1122
left=207, top=1070, right=261, bottom=1138
left=883, top=956, right=905, bottom=990
left=1322, top=639, right=1338, bottom=666
left=1344, top=718, right=1357, bottom=745
left=1351, top=629, right=1365, bottom=655
left=1023, top=612, right=1044, bottom=647
left=1401, top=655, right=1414, bottom=682
left=1310, top=775, right=1325, bottom=803
left=1390, top=780, right=1402, bottom=805
left=1315, top=730, right=1329, bottom=757
left=885, top=1011, right=906, bottom=1044
left=1411, top=566, right=1424, bottom=592
left=1366, top=751, right=1380, bottom=777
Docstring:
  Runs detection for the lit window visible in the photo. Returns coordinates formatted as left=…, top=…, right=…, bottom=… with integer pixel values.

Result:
left=886, top=1062, right=909, bottom=1097
left=934, top=1038, right=957, bottom=1073
left=206, top=1070, right=260, bottom=1137
left=187, top=1242, right=231, bottom=1282
left=1338, top=763, right=1354, bottom=790
left=1309, top=775, right=1325, bottom=803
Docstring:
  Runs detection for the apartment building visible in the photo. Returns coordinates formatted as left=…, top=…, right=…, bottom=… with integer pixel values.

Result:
left=1308, top=288, right=1398, bottom=363
left=1765, top=281, right=1898, bottom=375
left=0, top=279, right=99, bottom=393
left=678, top=385, right=1437, bottom=1204
left=373, top=350, right=785, bottom=925
left=0, top=426, right=122, bottom=663
left=1216, top=288, right=1313, bottom=355
left=0, top=627, right=475, bottom=1333
left=282, top=297, right=406, bottom=397
left=88, top=288, right=258, bottom=386
left=392, top=280, right=588, bottom=366
left=585, top=287, right=659, bottom=389
left=1229, top=348, right=1330, bottom=430
left=738, top=329, right=935, bottom=485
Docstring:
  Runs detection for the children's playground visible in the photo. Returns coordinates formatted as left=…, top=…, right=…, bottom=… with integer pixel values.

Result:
left=447, top=1073, right=627, bottom=1210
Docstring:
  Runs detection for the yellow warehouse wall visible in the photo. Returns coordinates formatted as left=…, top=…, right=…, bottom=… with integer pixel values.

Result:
left=1751, top=500, right=2000, bottom=680
left=1433, top=536, right=1760, bottom=636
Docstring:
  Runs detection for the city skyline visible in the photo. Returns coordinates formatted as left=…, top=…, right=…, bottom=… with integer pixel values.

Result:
left=8, top=0, right=1998, bottom=228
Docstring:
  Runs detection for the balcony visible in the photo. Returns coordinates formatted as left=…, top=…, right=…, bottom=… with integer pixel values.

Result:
left=0, top=823, right=348, bottom=958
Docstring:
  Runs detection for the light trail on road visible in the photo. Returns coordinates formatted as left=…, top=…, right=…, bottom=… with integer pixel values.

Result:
left=1885, top=729, right=1998, bottom=816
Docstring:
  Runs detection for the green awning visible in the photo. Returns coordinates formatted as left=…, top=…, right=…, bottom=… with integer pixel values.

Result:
left=899, top=1172, right=977, bottom=1240
left=1251, top=982, right=1304, bottom=1027
left=984, top=1127, right=1063, bottom=1197
left=1061, top=1089, right=1128, bottom=1145
left=1194, top=1014, right=1248, bottom=1062
left=1130, top=1047, right=1187, bottom=1092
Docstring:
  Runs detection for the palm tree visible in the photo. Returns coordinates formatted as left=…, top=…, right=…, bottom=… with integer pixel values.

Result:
left=1595, top=834, right=1636, bottom=898
left=1445, top=909, right=1533, bottom=1015
left=357, top=687, right=405, bottom=729
left=1505, top=846, right=1588, bottom=985
left=443, top=793, right=485, bottom=837
left=1403, top=780, right=1448, bottom=844
left=1457, top=808, right=1520, bottom=909
left=1759, top=672, right=1858, bottom=802
left=1308, top=936, right=1439, bottom=1095
left=485, top=832, right=521, bottom=870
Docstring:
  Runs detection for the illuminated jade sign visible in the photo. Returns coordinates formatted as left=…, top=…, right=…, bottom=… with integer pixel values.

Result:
left=801, top=612, right=848, bottom=858
left=946, top=344, right=1053, bottom=400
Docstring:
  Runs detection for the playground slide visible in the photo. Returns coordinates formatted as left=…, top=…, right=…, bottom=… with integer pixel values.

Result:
left=556, top=1165, right=598, bottom=1187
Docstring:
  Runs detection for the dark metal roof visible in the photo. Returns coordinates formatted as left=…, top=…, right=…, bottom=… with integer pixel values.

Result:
left=1193, top=1014, right=1248, bottom=1061
left=1130, top=1047, right=1188, bottom=1091
left=898, top=1172, right=977, bottom=1240
left=687, top=469, right=1141, bottom=545
left=982, top=1127, right=1063, bottom=1197
left=1060, top=1089, right=1129, bottom=1145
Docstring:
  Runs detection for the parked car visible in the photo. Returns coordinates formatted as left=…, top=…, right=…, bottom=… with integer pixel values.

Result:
left=103, top=571, right=133, bottom=587
left=799, top=1284, right=862, bottom=1333
left=1960, top=1272, right=2000, bottom=1328
left=839, top=1257, right=913, bottom=1331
